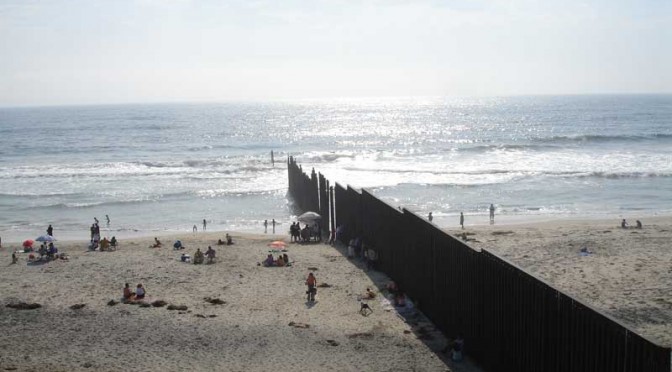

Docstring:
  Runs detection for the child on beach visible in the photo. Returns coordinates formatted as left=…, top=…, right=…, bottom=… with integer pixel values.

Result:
left=135, top=284, right=145, bottom=300
left=151, top=237, right=162, bottom=248
left=305, top=272, right=317, bottom=301
left=123, top=283, right=134, bottom=302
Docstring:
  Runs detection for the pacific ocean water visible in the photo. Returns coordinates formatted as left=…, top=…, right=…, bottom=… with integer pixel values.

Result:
left=1, top=95, right=671, bottom=242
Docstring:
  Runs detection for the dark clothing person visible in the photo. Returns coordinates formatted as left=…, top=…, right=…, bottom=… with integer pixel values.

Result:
left=47, top=225, right=53, bottom=236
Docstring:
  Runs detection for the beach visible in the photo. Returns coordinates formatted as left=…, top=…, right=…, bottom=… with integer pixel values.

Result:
left=0, top=232, right=476, bottom=372
left=446, top=216, right=672, bottom=347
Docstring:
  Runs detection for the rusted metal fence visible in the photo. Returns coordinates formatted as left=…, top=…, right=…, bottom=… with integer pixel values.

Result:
left=287, top=157, right=671, bottom=371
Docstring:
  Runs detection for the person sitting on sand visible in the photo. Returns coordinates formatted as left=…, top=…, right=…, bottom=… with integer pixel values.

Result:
left=363, top=288, right=376, bottom=299
left=394, top=292, right=407, bottom=307
left=100, top=237, right=110, bottom=251
left=263, top=254, right=274, bottom=267
left=386, top=281, right=399, bottom=296
left=135, top=284, right=145, bottom=300
left=217, top=239, right=225, bottom=246
left=282, top=253, right=289, bottom=266
left=123, top=283, right=134, bottom=302
left=205, top=246, right=216, bottom=263
left=636, top=220, right=642, bottom=229
left=226, top=233, right=233, bottom=245
left=193, top=248, right=204, bottom=264
left=449, top=334, right=464, bottom=362
left=12, top=251, right=18, bottom=264
left=38, top=244, right=47, bottom=259
left=276, top=255, right=285, bottom=267
left=621, top=219, right=628, bottom=229
left=47, top=242, right=58, bottom=259
left=152, top=237, right=162, bottom=248
left=173, top=240, right=184, bottom=250
left=110, top=236, right=117, bottom=247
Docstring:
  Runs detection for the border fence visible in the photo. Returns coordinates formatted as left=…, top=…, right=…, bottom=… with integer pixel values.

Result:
left=288, top=156, right=671, bottom=372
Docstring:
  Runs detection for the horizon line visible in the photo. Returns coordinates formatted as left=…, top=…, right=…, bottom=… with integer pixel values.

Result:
left=1, top=92, right=670, bottom=110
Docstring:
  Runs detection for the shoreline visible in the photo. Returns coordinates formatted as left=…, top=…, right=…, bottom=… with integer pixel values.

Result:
left=1, top=212, right=667, bottom=244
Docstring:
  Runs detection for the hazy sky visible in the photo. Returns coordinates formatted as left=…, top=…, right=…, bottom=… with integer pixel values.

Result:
left=1, top=0, right=670, bottom=106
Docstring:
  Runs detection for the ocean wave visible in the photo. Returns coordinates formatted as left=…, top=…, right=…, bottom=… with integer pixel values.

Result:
left=341, top=167, right=672, bottom=180
left=574, top=171, right=672, bottom=179
left=457, top=143, right=560, bottom=153
left=19, top=188, right=285, bottom=210
left=536, top=133, right=672, bottom=144
left=302, top=152, right=357, bottom=163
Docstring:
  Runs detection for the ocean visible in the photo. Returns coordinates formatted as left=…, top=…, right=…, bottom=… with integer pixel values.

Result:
left=1, top=95, right=671, bottom=242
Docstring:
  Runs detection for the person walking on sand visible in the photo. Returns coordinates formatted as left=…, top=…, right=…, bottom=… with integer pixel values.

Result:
left=193, top=224, right=197, bottom=233
left=203, top=219, right=207, bottom=231
left=47, top=224, right=53, bottom=237
left=460, top=212, right=464, bottom=229
left=489, top=204, right=495, bottom=224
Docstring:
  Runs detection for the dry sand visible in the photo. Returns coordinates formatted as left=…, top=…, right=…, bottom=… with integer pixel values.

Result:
left=3, top=215, right=670, bottom=371
left=0, top=232, right=478, bottom=372
left=447, top=216, right=672, bottom=347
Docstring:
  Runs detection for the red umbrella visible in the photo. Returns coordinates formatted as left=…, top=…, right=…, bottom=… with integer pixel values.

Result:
left=268, top=241, right=288, bottom=249
left=23, top=239, right=34, bottom=248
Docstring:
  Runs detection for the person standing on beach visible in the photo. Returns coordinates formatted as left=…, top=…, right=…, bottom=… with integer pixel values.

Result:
left=428, top=212, right=433, bottom=222
left=272, top=219, right=276, bottom=234
left=106, top=215, right=110, bottom=227
left=193, top=224, right=198, bottom=233
left=47, top=224, right=53, bottom=237
left=305, top=272, right=317, bottom=302
left=264, top=220, right=268, bottom=233
left=460, top=212, right=464, bottom=229
left=489, top=204, right=495, bottom=224
left=94, top=217, right=99, bottom=225
left=203, top=219, right=207, bottom=231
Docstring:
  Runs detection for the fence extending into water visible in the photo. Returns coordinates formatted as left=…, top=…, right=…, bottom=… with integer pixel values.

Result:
left=287, top=156, right=671, bottom=372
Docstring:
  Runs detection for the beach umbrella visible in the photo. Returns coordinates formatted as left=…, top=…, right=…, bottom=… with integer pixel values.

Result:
left=23, top=239, right=34, bottom=248
left=268, top=241, right=288, bottom=249
left=297, top=211, right=321, bottom=223
left=35, top=235, right=56, bottom=242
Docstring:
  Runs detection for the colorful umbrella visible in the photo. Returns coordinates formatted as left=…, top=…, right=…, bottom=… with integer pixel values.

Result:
left=23, top=239, right=34, bottom=248
left=268, top=240, right=288, bottom=249
left=297, top=211, right=321, bottom=223
left=35, top=235, right=56, bottom=242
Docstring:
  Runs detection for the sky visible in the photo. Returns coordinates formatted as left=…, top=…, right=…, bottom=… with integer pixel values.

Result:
left=0, top=0, right=670, bottom=106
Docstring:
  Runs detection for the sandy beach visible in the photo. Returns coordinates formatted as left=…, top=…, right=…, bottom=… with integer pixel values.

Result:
left=0, top=231, right=476, bottom=372
left=446, top=215, right=672, bottom=347
left=2, top=215, right=671, bottom=371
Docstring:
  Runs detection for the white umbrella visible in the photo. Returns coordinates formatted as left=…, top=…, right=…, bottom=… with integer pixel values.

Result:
left=297, top=211, right=321, bottom=223
left=35, top=235, right=56, bottom=242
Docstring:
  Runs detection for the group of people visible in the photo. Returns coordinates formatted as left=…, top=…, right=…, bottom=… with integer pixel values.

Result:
left=427, top=204, right=495, bottom=228
left=122, top=283, right=146, bottom=302
left=261, top=252, right=290, bottom=267
left=290, top=222, right=320, bottom=243
left=621, top=219, right=643, bottom=229
left=264, top=219, right=277, bottom=234
left=386, top=281, right=407, bottom=307
left=193, top=246, right=216, bottom=264
left=217, top=234, right=233, bottom=246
